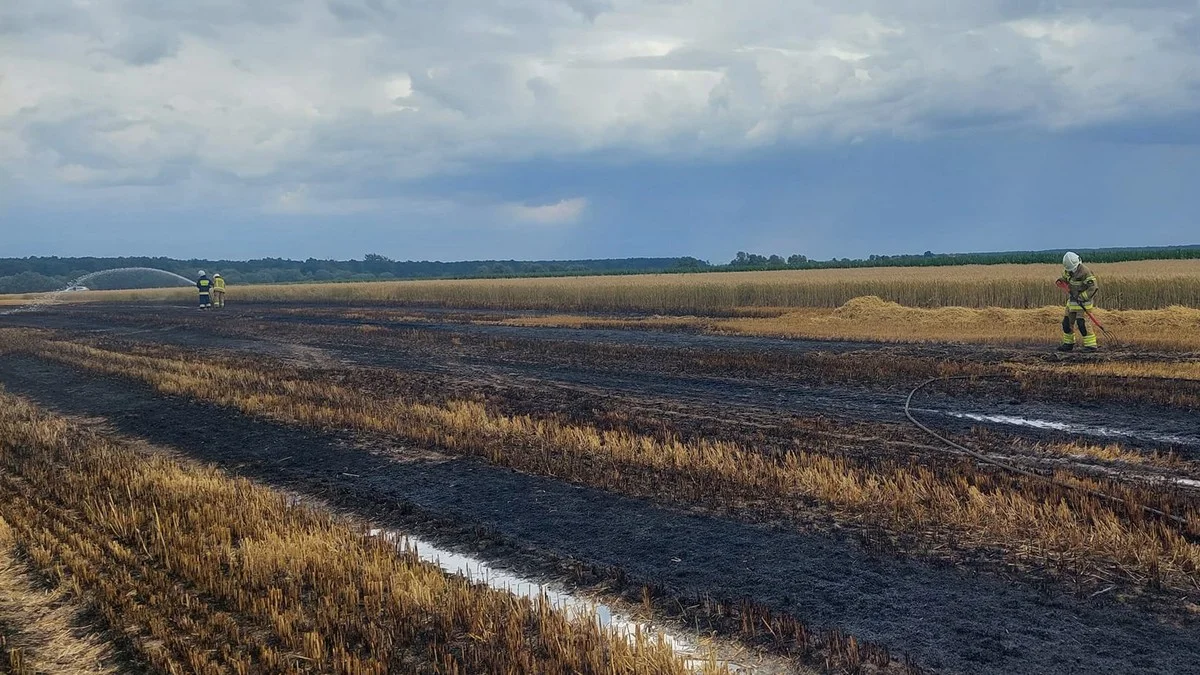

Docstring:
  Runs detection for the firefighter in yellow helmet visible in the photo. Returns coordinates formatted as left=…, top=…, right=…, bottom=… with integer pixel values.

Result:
left=1056, top=252, right=1099, bottom=352
left=212, top=273, right=227, bottom=308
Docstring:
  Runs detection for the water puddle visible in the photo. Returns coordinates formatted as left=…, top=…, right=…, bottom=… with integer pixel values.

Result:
left=939, top=411, right=1199, bottom=447
left=368, top=528, right=791, bottom=674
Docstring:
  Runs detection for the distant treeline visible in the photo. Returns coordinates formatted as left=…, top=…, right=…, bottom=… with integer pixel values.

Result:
left=725, top=245, right=1200, bottom=271
left=0, top=255, right=704, bottom=293
left=2, top=245, right=1198, bottom=293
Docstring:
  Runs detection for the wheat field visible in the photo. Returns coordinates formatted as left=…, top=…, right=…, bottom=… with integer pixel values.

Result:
left=4, top=259, right=1199, bottom=313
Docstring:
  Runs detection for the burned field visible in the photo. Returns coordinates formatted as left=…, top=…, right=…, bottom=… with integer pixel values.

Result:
left=2, top=302, right=1200, bottom=674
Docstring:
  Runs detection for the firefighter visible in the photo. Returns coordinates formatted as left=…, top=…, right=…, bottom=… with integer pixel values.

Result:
left=197, top=271, right=212, bottom=309
left=212, top=273, right=226, bottom=308
left=1057, top=252, right=1098, bottom=352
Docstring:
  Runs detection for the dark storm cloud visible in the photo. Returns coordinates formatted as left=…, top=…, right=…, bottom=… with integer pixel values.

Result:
left=1, top=0, right=1198, bottom=261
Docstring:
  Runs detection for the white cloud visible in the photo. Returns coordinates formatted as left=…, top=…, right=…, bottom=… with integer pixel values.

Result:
left=0, top=0, right=1197, bottom=203
left=504, top=197, right=589, bottom=225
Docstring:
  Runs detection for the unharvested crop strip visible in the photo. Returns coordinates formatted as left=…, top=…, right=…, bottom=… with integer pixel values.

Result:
left=7, top=330, right=1200, bottom=594
left=29, top=259, right=1200, bottom=312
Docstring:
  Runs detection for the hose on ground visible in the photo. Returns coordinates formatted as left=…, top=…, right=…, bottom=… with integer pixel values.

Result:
left=905, top=375, right=1191, bottom=529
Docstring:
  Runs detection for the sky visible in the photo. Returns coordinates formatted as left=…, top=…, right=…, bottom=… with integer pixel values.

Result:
left=2, top=0, right=1199, bottom=263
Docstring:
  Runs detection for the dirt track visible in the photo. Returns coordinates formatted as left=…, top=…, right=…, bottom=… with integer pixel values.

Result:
left=3, top=303, right=1200, bottom=674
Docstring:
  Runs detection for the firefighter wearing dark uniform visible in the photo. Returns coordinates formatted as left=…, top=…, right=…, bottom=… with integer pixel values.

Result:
left=1057, top=252, right=1098, bottom=352
left=197, top=271, right=212, bottom=309
left=212, top=273, right=226, bottom=308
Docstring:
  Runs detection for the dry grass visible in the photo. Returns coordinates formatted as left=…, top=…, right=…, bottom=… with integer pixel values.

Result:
left=8, top=329, right=1200, bottom=593
left=501, top=296, right=1200, bottom=351
left=4, top=259, right=1199, bottom=312
left=719, top=297, right=1200, bottom=351
left=0, top=518, right=115, bottom=675
left=1028, top=441, right=1180, bottom=468
left=1053, top=360, right=1200, bottom=381
left=0, top=387, right=709, bottom=675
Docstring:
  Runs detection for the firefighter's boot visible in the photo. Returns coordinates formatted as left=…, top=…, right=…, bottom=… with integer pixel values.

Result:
left=1057, top=334, right=1075, bottom=352
left=1081, top=333, right=1098, bottom=352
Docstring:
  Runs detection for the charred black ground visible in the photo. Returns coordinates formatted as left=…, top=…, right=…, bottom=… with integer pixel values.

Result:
left=2, top=302, right=1199, bottom=675
left=6, top=304, right=1199, bottom=452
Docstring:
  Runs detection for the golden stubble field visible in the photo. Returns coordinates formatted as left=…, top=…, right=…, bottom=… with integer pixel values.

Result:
left=0, top=387, right=717, bottom=675
left=504, top=296, right=1200, bottom=351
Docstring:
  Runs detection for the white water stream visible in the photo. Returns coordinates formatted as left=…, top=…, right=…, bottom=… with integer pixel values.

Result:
left=0, top=267, right=195, bottom=316
left=369, top=528, right=791, bottom=674
left=940, top=411, right=1199, bottom=447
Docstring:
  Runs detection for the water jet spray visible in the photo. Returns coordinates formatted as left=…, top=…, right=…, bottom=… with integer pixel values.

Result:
left=0, top=267, right=196, bottom=316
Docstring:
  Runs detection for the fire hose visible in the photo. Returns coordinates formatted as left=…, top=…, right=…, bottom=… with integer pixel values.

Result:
left=905, top=374, right=1191, bottom=529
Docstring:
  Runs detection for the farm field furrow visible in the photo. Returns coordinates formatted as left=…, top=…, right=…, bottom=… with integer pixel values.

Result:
left=3, top=301, right=1200, bottom=674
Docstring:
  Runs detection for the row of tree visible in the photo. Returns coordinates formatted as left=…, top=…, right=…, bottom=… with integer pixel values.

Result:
left=0, top=256, right=705, bottom=293
left=1, top=245, right=1197, bottom=294
left=725, top=245, right=1200, bottom=270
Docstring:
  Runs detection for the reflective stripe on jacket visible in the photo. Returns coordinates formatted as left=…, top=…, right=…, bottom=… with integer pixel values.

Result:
left=1059, top=263, right=1098, bottom=302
